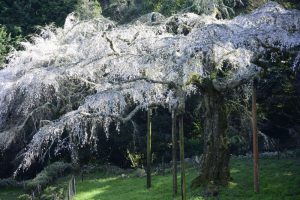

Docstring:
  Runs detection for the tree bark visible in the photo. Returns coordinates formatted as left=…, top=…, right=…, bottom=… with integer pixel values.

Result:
left=172, top=110, right=178, bottom=196
left=193, top=88, right=230, bottom=187
left=146, top=108, right=152, bottom=188
left=70, top=133, right=79, bottom=168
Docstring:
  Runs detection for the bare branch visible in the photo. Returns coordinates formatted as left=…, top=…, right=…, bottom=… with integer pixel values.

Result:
left=110, top=76, right=177, bottom=88
left=80, top=104, right=144, bottom=123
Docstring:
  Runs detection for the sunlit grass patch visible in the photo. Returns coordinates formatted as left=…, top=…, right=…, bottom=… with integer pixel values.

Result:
left=72, top=158, right=300, bottom=200
left=0, top=157, right=299, bottom=200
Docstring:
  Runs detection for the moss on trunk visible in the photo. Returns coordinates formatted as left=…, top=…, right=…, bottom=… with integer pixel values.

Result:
left=192, top=87, right=230, bottom=188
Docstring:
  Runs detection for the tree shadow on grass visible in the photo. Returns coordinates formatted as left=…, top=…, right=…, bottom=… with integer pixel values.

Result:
left=218, top=158, right=300, bottom=200
left=74, top=167, right=203, bottom=200
left=73, top=158, right=300, bottom=200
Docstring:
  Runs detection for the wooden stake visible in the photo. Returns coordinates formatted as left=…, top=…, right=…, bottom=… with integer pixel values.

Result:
left=252, top=78, right=259, bottom=193
left=147, top=108, right=152, bottom=188
left=179, top=114, right=186, bottom=200
left=172, top=110, right=178, bottom=196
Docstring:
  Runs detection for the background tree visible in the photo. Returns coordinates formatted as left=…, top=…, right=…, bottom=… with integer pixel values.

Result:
left=75, top=0, right=102, bottom=20
left=0, top=26, right=11, bottom=67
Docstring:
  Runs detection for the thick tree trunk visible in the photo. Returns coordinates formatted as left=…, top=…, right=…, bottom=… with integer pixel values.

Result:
left=202, top=90, right=230, bottom=184
left=193, top=89, right=230, bottom=187
left=70, top=133, right=79, bottom=168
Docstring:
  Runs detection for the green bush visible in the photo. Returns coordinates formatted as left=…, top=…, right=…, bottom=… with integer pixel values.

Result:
left=0, top=0, right=77, bottom=37
left=17, top=194, right=31, bottom=200
left=188, top=0, right=245, bottom=18
left=185, top=138, right=203, bottom=158
left=0, top=25, right=11, bottom=67
left=0, top=178, right=23, bottom=188
left=295, top=149, right=300, bottom=157
left=150, top=0, right=186, bottom=16
left=40, top=186, right=65, bottom=200
left=75, top=0, right=102, bottom=20
left=27, top=162, right=72, bottom=189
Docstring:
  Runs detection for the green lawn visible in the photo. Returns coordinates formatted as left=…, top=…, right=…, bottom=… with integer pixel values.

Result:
left=74, top=167, right=198, bottom=200
left=0, top=188, right=23, bottom=200
left=218, top=158, right=300, bottom=200
left=73, top=158, right=300, bottom=200
left=1, top=158, right=299, bottom=200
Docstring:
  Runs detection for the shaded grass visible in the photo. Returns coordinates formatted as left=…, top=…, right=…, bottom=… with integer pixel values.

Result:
left=74, top=167, right=202, bottom=200
left=74, top=158, right=300, bottom=200
left=0, top=187, right=23, bottom=200
left=216, top=158, right=300, bottom=200
left=0, top=158, right=299, bottom=200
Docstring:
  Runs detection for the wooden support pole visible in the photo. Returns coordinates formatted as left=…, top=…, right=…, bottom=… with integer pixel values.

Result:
left=73, top=176, right=76, bottom=195
left=252, top=78, right=260, bottom=193
left=172, top=110, right=178, bottom=196
left=179, top=114, right=186, bottom=200
left=146, top=108, right=152, bottom=188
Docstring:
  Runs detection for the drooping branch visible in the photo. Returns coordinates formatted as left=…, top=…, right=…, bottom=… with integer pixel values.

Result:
left=110, top=76, right=178, bottom=88
left=80, top=104, right=144, bottom=123
left=102, top=32, right=120, bottom=55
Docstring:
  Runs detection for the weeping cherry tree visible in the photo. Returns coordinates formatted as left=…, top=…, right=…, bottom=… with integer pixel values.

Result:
left=0, top=3, right=298, bottom=191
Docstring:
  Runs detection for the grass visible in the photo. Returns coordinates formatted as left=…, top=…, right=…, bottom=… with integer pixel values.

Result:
left=1, top=157, right=299, bottom=200
left=73, top=158, right=300, bottom=200
left=74, top=167, right=200, bottom=200
left=0, top=188, right=23, bottom=200
left=218, top=158, right=300, bottom=200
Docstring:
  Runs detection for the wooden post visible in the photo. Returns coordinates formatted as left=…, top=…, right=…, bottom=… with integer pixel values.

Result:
left=276, top=139, right=280, bottom=160
left=68, top=178, right=71, bottom=199
left=252, top=78, right=259, bottom=193
left=172, top=110, right=178, bottom=196
left=179, top=114, right=186, bottom=200
left=37, top=184, right=41, bottom=196
left=146, top=108, right=152, bottom=188
left=31, top=191, right=35, bottom=200
left=67, top=175, right=76, bottom=199
left=72, top=176, right=76, bottom=195
left=162, top=155, right=165, bottom=176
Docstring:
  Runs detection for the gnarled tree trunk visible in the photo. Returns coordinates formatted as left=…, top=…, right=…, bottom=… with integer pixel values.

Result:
left=193, top=88, right=230, bottom=187
left=203, top=89, right=230, bottom=184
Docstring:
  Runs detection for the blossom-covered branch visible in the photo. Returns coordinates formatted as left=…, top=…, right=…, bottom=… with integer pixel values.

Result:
left=0, top=2, right=298, bottom=174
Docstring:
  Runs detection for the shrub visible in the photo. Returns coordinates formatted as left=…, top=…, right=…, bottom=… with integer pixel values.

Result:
left=81, top=164, right=124, bottom=175
left=0, top=178, right=23, bottom=188
left=17, top=194, right=31, bottom=200
left=75, top=0, right=102, bottom=20
left=0, top=25, right=11, bottom=67
left=132, top=168, right=146, bottom=177
left=40, top=186, right=65, bottom=200
left=185, top=138, right=203, bottom=158
left=295, top=149, right=300, bottom=158
left=27, top=162, right=72, bottom=189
